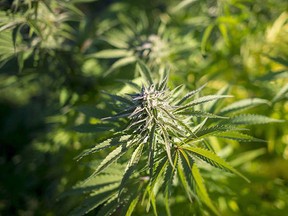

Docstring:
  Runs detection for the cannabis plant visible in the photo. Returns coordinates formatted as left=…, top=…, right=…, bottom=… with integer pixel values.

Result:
left=69, top=62, right=282, bottom=216
left=92, top=10, right=195, bottom=76
left=92, top=12, right=167, bottom=76
left=0, top=0, right=83, bottom=70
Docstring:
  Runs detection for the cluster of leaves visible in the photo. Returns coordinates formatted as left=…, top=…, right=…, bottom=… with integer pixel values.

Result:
left=0, top=0, right=287, bottom=215
left=70, top=63, right=282, bottom=215
left=0, top=0, right=84, bottom=68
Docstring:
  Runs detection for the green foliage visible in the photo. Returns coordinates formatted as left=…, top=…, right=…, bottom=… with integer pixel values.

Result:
left=72, top=65, right=282, bottom=215
left=0, top=0, right=287, bottom=215
left=0, top=0, right=83, bottom=70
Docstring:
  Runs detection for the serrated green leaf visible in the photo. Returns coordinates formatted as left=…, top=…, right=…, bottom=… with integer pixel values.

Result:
left=169, top=84, right=186, bottom=104
left=176, top=84, right=207, bottom=106
left=158, top=107, right=188, bottom=136
left=103, top=107, right=137, bottom=121
left=69, top=187, right=118, bottom=216
left=147, top=186, right=158, bottom=216
left=90, top=144, right=131, bottom=178
left=191, top=163, right=220, bottom=216
left=148, top=124, right=156, bottom=178
left=162, top=119, right=187, bottom=137
left=116, top=79, right=141, bottom=91
left=95, top=194, right=120, bottom=216
left=177, top=110, right=227, bottom=119
left=163, top=152, right=178, bottom=195
left=60, top=176, right=121, bottom=199
left=227, top=114, right=284, bottom=125
left=151, top=157, right=169, bottom=190
left=191, top=118, right=208, bottom=134
left=119, top=143, right=144, bottom=196
left=219, top=98, right=270, bottom=115
left=183, top=124, right=236, bottom=144
left=177, top=155, right=191, bottom=198
left=160, top=125, right=173, bottom=166
left=78, top=175, right=122, bottom=189
left=176, top=95, right=232, bottom=112
left=125, top=195, right=140, bottom=216
left=230, top=148, right=266, bottom=166
left=206, top=85, right=230, bottom=113
left=103, top=92, right=134, bottom=105
left=76, top=135, right=130, bottom=160
left=136, top=61, right=153, bottom=85
left=102, top=163, right=126, bottom=175
left=104, top=56, right=137, bottom=76
left=177, top=150, right=197, bottom=202
left=102, top=33, right=129, bottom=49
left=214, top=131, right=265, bottom=142
left=158, top=72, right=169, bottom=91
left=183, top=146, right=250, bottom=182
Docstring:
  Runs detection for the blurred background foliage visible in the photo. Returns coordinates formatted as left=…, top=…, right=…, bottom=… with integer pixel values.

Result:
left=0, top=0, right=287, bottom=215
